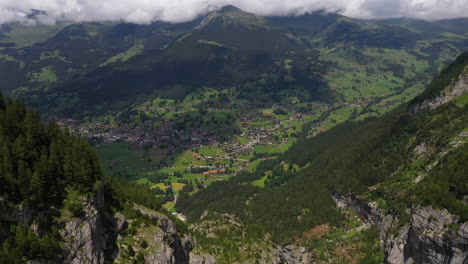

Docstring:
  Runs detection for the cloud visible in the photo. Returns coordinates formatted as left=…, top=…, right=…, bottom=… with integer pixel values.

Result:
left=0, top=0, right=467, bottom=25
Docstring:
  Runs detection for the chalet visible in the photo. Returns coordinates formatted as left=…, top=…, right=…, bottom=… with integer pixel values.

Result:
left=202, top=169, right=226, bottom=175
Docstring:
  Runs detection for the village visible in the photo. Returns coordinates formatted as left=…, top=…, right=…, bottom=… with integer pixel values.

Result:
left=48, top=90, right=400, bottom=218
left=49, top=88, right=375, bottom=213
left=49, top=96, right=322, bottom=186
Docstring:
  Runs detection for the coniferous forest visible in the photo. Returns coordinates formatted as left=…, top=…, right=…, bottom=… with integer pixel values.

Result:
left=178, top=53, right=468, bottom=243
left=0, top=93, right=103, bottom=262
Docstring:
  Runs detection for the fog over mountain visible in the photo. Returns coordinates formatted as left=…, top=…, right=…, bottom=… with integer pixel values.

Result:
left=0, top=0, right=467, bottom=25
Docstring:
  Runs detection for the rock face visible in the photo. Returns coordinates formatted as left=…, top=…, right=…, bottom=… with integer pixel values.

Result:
left=133, top=204, right=215, bottom=264
left=260, top=245, right=312, bottom=264
left=335, top=195, right=468, bottom=264
left=405, top=208, right=468, bottom=264
left=189, top=252, right=217, bottom=264
left=58, top=193, right=214, bottom=264
left=1, top=192, right=109, bottom=264
left=409, top=72, right=468, bottom=114
left=60, top=191, right=108, bottom=264
left=61, top=195, right=107, bottom=264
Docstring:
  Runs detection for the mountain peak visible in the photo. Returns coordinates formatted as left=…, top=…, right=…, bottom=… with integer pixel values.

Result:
left=27, top=9, right=47, bottom=19
left=218, top=5, right=242, bottom=13
left=195, top=5, right=266, bottom=30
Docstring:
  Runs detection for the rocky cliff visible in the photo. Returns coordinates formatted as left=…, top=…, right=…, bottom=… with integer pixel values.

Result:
left=410, top=70, right=468, bottom=114
left=129, top=204, right=192, bottom=264
left=335, top=195, right=468, bottom=264
left=260, top=245, right=312, bottom=264
left=1, top=188, right=214, bottom=264
left=57, top=184, right=218, bottom=264
left=60, top=196, right=106, bottom=264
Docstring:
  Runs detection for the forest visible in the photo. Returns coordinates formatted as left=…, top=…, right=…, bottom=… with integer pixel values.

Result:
left=178, top=52, right=468, bottom=243
left=0, top=6, right=467, bottom=263
left=0, top=92, right=103, bottom=262
left=0, top=93, right=180, bottom=263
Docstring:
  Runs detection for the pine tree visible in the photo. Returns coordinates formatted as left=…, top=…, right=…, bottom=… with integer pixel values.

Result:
left=0, top=91, right=5, bottom=110
left=0, top=95, right=105, bottom=262
left=17, top=160, right=31, bottom=201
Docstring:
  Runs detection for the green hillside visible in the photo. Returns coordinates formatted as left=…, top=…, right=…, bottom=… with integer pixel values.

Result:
left=0, top=93, right=103, bottom=262
left=0, top=7, right=467, bottom=263
left=0, top=21, right=194, bottom=95
left=0, top=22, right=65, bottom=49
left=0, top=93, right=188, bottom=263
left=24, top=8, right=328, bottom=117
left=177, top=52, right=468, bottom=262
left=0, top=7, right=464, bottom=119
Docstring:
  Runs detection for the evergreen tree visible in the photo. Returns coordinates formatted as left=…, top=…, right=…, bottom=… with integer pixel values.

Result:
left=0, top=91, right=104, bottom=262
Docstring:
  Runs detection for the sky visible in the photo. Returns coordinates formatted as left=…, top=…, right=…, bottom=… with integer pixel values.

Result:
left=0, top=0, right=467, bottom=25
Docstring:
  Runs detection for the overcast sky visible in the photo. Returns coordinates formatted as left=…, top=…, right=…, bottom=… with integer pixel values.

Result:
left=0, top=0, right=467, bottom=25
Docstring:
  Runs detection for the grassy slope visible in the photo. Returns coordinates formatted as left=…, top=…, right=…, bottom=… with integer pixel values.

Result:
left=0, top=23, right=66, bottom=49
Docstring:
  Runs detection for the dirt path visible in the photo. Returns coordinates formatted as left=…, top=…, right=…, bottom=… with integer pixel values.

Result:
left=168, top=195, right=177, bottom=211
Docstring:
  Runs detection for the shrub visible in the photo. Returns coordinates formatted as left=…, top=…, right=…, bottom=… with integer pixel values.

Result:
left=64, top=189, right=85, bottom=218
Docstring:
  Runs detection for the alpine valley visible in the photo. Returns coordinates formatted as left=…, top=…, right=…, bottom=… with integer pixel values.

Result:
left=0, top=5, right=467, bottom=264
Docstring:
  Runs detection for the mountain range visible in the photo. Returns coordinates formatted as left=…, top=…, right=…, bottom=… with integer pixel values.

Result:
left=1, top=6, right=466, bottom=117
left=0, top=5, right=467, bottom=264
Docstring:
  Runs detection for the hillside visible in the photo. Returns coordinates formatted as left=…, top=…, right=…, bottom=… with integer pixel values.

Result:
left=22, top=7, right=328, bottom=116
left=177, top=52, right=468, bottom=263
left=0, top=6, right=467, bottom=264
left=0, top=7, right=465, bottom=118
left=0, top=21, right=193, bottom=95
left=0, top=93, right=212, bottom=263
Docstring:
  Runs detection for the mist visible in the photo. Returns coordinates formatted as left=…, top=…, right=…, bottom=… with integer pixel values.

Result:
left=0, top=0, right=467, bottom=25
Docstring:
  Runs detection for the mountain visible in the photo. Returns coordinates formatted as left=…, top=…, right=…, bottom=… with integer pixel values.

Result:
left=0, top=6, right=463, bottom=119
left=21, top=7, right=329, bottom=117
left=0, top=22, right=65, bottom=49
left=0, top=21, right=197, bottom=95
left=271, top=12, right=468, bottom=50
left=0, top=6, right=468, bottom=263
left=0, top=93, right=213, bottom=263
left=177, top=52, right=468, bottom=263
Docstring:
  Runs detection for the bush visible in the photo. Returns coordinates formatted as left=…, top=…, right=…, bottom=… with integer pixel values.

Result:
left=140, top=239, right=149, bottom=249
left=64, top=189, right=85, bottom=218
left=273, top=108, right=288, bottom=115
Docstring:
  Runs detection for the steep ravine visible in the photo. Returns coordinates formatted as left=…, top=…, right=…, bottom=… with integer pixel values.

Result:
left=334, top=195, right=468, bottom=264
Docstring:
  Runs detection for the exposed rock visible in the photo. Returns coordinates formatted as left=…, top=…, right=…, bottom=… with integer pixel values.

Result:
left=105, top=211, right=127, bottom=233
left=115, top=213, right=127, bottom=232
left=410, top=72, right=468, bottom=114
left=413, top=142, right=428, bottom=156
left=335, top=195, right=468, bottom=264
left=132, top=204, right=196, bottom=264
left=189, top=252, right=217, bottom=264
left=3, top=190, right=213, bottom=264
left=260, top=245, right=312, bottom=264
left=405, top=208, right=468, bottom=264
left=61, top=200, right=106, bottom=264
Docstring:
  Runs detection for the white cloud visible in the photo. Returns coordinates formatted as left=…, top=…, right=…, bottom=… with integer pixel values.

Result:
left=0, top=0, right=467, bottom=25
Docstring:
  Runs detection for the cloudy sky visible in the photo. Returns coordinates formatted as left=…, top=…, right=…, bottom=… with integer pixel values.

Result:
left=0, top=0, right=467, bottom=25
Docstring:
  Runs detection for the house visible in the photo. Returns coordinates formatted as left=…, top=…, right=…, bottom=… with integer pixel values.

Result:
left=193, top=153, right=202, bottom=160
left=202, top=169, right=226, bottom=175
